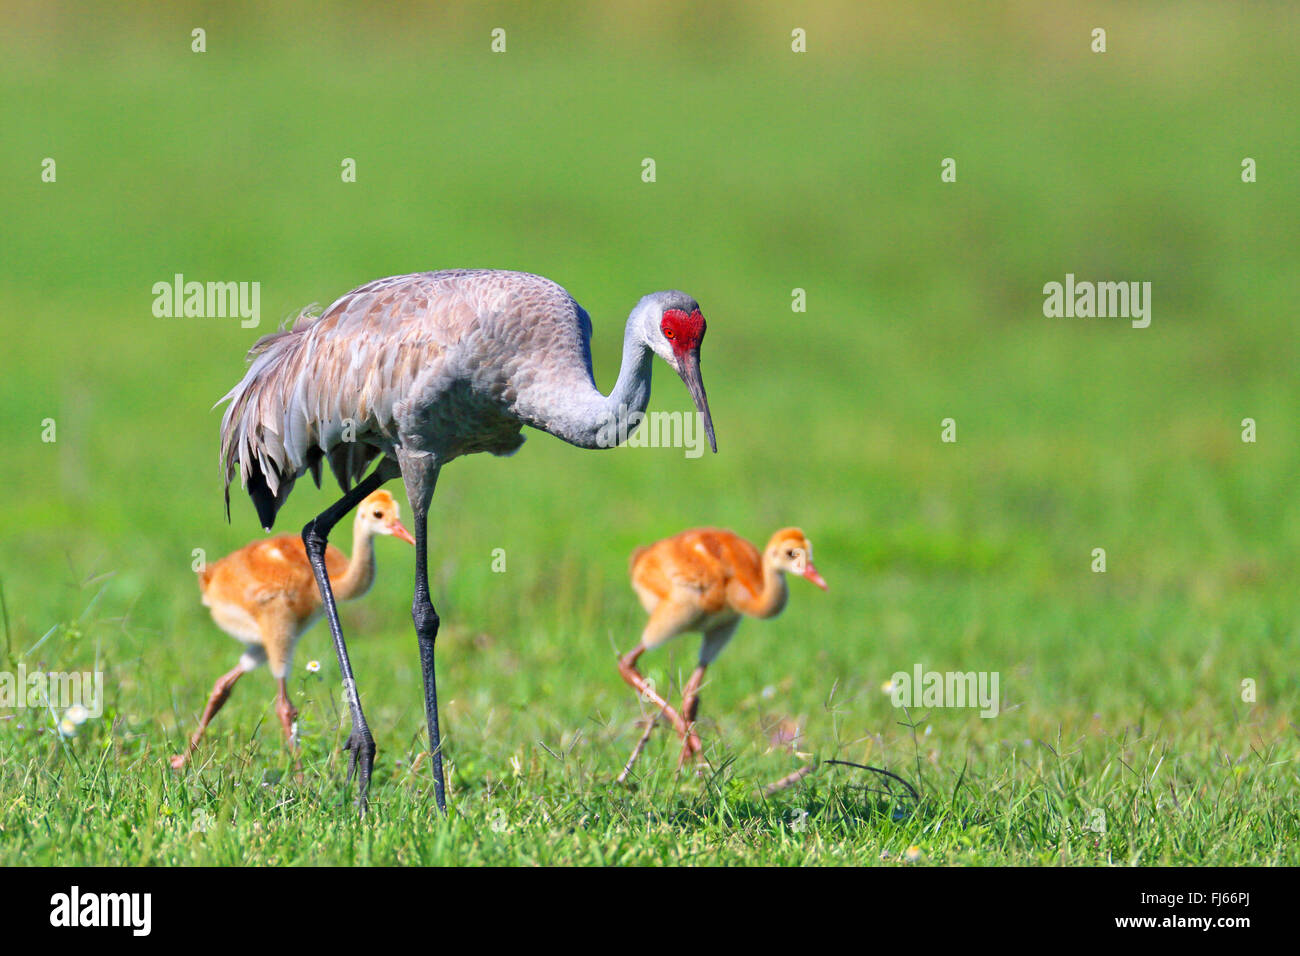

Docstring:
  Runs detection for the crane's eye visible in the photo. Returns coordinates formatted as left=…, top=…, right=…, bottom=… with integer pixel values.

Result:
left=373, top=510, right=383, bottom=518
left=663, top=328, right=675, bottom=339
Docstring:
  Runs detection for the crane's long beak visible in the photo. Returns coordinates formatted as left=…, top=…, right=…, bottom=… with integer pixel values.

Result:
left=802, top=562, right=828, bottom=591
left=677, top=350, right=717, bottom=453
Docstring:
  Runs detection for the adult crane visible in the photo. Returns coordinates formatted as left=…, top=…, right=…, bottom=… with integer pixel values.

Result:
left=218, top=269, right=716, bottom=812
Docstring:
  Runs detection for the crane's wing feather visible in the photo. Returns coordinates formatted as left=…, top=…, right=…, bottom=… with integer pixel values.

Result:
left=218, top=270, right=593, bottom=528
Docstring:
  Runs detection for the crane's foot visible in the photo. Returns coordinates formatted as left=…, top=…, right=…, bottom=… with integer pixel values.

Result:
left=343, top=725, right=377, bottom=814
left=275, top=684, right=299, bottom=744
left=170, top=730, right=207, bottom=770
left=677, top=734, right=707, bottom=775
left=677, top=672, right=706, bottom=773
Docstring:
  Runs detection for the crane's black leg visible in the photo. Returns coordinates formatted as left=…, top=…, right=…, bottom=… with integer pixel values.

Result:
left=412, top=497, right=447, bottom=812
left=302, top=466, right=388, bottom=813
left=396, top=451, right=446, bottom=812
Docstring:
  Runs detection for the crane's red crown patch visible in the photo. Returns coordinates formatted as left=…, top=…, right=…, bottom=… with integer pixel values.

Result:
left=661, top=308, right=705, bottom=356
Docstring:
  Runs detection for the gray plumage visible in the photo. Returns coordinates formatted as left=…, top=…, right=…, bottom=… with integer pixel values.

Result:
left=218, top=269, right=715, bottom=529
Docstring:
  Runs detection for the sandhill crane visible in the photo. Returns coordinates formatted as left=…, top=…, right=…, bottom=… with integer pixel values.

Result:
left=172, top=490, right=414, bottom=769
left=218, top=269, right=716, bottom=811
left=615, top=527, right=826, bottom=782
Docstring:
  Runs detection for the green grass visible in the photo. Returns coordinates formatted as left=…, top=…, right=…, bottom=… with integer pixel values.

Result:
left=1, top=1, right=1298, bottom=865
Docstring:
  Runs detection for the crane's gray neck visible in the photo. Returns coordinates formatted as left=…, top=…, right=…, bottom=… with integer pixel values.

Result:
left=607, top=318, right=654, bottom=422
left=582, top=318, right=653, bottom=449
left=542, top=316, right=652, bottom=450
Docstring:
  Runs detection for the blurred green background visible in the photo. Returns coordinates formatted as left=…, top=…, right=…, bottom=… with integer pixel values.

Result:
left=1, top=1, right=1297, bottom=864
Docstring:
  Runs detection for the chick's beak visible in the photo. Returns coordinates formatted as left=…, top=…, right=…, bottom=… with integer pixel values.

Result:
left=802, top=562, right=828, bottom=591
left=677, top=349, right=717, bottom=453
left=389, top=520, right=416, bottom=545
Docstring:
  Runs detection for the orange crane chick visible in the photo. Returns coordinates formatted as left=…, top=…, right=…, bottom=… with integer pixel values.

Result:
left=616, top=527, right=827, bottom=781
left=172, top=490, right=414, bottom=769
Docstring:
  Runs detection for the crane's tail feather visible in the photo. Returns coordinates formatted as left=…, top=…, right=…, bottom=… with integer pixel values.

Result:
left=217, top=309, right=331, bottom=530
left=246, top=464, right=281, bottom=531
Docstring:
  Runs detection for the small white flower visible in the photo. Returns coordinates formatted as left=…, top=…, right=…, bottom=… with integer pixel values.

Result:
left=905, top=844, right=923, bottom=863
left=64, top=704, right=89, bottom=725
left=306, top=660, right=321, bottom=673
left=881, top=679, right=896, bottom=695
left=58, top=717, right=78, bottom=737
left=761, top=685, right=776, bottom=699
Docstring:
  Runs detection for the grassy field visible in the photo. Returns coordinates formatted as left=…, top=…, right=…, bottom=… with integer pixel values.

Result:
left=1, top=1, right=1298, bottom=865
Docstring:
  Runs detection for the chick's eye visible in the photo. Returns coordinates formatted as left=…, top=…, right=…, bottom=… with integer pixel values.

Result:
left=373, top=510, right=383, bottom=518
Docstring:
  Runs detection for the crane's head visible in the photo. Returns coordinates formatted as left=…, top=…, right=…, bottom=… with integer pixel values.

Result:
left=636, top=290, right=717, bottom=453
left=357, top=490, right=416, bottom=544
left=765, top=528, right=828, bottom=590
